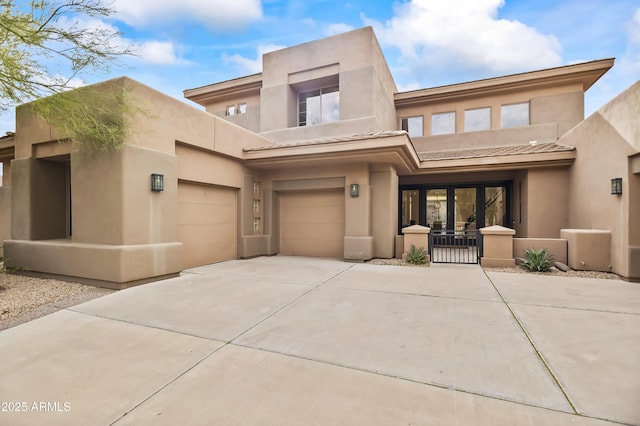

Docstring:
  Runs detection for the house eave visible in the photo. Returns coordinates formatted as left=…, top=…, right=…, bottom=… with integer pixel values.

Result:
left=243, top=134, right=421, bottom=174
left=184, top=74, right=263, bottom=106
left=415, top=150, right=577, bottom=174
left=395, top=58, right=614, bottom=106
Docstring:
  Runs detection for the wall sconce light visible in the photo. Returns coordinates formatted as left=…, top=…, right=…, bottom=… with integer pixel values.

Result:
left=350, top=183, right=360, bottom=197
left=151, top=174, right=164, bottom=192
left=611, top=177, right=622, bottom=195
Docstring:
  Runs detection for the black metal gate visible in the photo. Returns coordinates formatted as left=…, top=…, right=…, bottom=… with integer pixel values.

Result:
left=429, top=230, right=481, bottom=264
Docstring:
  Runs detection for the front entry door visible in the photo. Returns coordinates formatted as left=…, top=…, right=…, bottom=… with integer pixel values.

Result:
left=400, top=183, right=510, bottom=232
left=400, top=183, right=511, bottom=264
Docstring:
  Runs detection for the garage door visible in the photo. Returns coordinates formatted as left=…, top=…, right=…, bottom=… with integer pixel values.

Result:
left=279, top=190, right=344, bottom=258
left=178, top=183, right=237, bottom=268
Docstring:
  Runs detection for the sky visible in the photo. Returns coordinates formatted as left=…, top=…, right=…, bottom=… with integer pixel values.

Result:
left=1, top=0, right=639, bottom=163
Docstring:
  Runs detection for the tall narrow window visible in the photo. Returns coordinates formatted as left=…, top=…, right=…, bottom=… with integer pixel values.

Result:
left=298, top=86, right=339, bottom=126
left=485, top=186, right=507, bottom=227
left=432, top=112, right=455, bottom=135
left=426, top=189, right=447, bottom=230
left=252, top=181, right=261, bottom=234
left=501, top=102, right=529, bottom=128
left=226, top=105, right=236, bottom=116
left=401, top=190, right=420, bottom=228
left=401, top=116, right=424, bottom=137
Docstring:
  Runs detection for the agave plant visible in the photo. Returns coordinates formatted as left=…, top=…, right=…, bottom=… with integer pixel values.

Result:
left=520, top=248, right=553, bottom=272
left=406, top=244, right=428, bottom=265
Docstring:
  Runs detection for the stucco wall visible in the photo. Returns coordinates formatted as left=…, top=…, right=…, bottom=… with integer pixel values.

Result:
left=525, top=167, right=570, bottom=239
left=396, top=83, right=583, bottom=139
left=72, top=145, right=178, bottom=245
left=259, top=27, right=396, bottom=140
left=562, top=81, right=639, bottom=279
left=10, top=158, right=68, bottom=241
left=0, top=186, right=10, bottom=257
left=371, top=165, right=398, bottom=258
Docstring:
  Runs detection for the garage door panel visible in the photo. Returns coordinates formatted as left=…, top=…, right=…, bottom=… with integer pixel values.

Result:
left=178, top=183, right=236, bottom=268
left=280, top=190, right=344, bottom=258
left=281, top=206, right=344, bottom=224
left=281, top=239, right=344, bottom=258
left=284, top=223, right=344, bottom=241
left=178, top=204, right=236, bottom=225
left=178, top=224, right=236, bottom=245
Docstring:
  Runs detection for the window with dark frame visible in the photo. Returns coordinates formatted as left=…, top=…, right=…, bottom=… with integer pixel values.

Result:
left=298, top=86, right=339, bottom=126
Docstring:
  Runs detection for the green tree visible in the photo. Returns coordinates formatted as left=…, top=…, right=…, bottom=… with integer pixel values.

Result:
left=0, top=0, right=137, bottom=151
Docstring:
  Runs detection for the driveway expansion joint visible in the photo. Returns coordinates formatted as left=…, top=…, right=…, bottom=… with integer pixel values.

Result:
left=482, top=269, right=580, bottom=415
left=226, top=341, right=590, bottom=419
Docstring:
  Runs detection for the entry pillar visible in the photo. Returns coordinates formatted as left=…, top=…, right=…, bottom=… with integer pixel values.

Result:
left=480, top=225, right=516, bottom=267
left=402, top=225, right=431, bottom=263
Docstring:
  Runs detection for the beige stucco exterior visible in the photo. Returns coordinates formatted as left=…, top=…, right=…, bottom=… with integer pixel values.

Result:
left=1, top=26, right=638, bottom=284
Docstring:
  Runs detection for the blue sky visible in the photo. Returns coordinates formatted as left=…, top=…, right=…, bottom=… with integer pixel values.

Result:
left=1, top=0, right=639, bottom=144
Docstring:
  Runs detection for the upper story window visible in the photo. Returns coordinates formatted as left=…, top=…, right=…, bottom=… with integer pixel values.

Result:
left=501, top=102, right=529, bottom=128
left=298, top=86, right=339, bottom=126
left=401, top=116, right=424, bottom=137
left=432, top=111, right=455, bottom=135
left=464, top=107, right=491, bottom=132
left=226, top=103, right=247, bottom=116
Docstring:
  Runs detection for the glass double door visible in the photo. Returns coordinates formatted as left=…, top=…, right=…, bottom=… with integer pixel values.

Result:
left=400, top=184, right=509, bottom=232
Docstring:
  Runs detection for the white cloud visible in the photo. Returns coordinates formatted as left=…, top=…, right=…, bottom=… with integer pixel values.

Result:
left=619, top=8, right=640, bottom=74
left=224, top=44, right=286, bottom=74
left=113, top=0, right=262, bottom=31
left=629, top=8, right=640, bottom=44
left=365, top=0, right=562, bottom=75
left=137, top=41, right=183, bottom=65
left=325, top=23, right=355, bottom=36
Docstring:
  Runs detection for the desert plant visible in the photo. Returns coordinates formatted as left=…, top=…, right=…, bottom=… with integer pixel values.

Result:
left=406, top=244, right=428, bottom=265
left=520, top=248, right=553, bottom=272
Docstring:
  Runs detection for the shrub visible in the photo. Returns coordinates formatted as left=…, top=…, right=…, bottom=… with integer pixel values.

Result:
left=406, top=244, right=428, bottom=265
left=520, top=248, right=553, bottom=272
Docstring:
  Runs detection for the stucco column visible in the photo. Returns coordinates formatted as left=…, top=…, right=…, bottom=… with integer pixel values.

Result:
left=480, top=225, right=516, bottom=267
left=402, top=225, right=431, bottom=263
left=344, top=183, right=374, bottom=261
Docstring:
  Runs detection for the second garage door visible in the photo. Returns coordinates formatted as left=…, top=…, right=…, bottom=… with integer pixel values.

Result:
left=178, top=183, right=237, bottom=268
left=279, top=190, right=345, bottom=258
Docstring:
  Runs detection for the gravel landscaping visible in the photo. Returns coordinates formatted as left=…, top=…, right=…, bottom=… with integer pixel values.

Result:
left=0, top=261, right=114, bottom=331
left=366, top=258, right=621, bottom=279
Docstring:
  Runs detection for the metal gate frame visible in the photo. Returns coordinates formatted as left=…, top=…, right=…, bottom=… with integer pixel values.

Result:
left=429, top=229, right=482, bottom=264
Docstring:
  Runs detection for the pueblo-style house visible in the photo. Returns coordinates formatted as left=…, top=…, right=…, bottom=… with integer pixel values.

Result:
left=0, top=27, right=638, bottom=287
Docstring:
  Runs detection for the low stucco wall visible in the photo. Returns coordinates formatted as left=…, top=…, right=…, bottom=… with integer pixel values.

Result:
left=3, top=239, right=183, bottom=288
left=560, top=229, right=612, bottom=272
left=513, top=238, right=567, bottom=264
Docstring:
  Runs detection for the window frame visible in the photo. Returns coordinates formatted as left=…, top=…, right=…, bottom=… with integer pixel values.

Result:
left=298, top=85, right=340, bottom=127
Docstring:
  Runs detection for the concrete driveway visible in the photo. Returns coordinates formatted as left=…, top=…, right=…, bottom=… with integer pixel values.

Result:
left=0, top=256, right=638, bottom=425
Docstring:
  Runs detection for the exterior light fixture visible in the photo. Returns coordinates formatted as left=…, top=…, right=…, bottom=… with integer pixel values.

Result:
left=350, top=183, right=360, bottom=197
left=611, top=177, right=622, bottom=195
left=151, top=174, right=164, bottom=192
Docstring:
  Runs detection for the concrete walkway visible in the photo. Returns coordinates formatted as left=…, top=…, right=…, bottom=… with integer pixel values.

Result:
left=0, top=256, right=638, bottom=425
